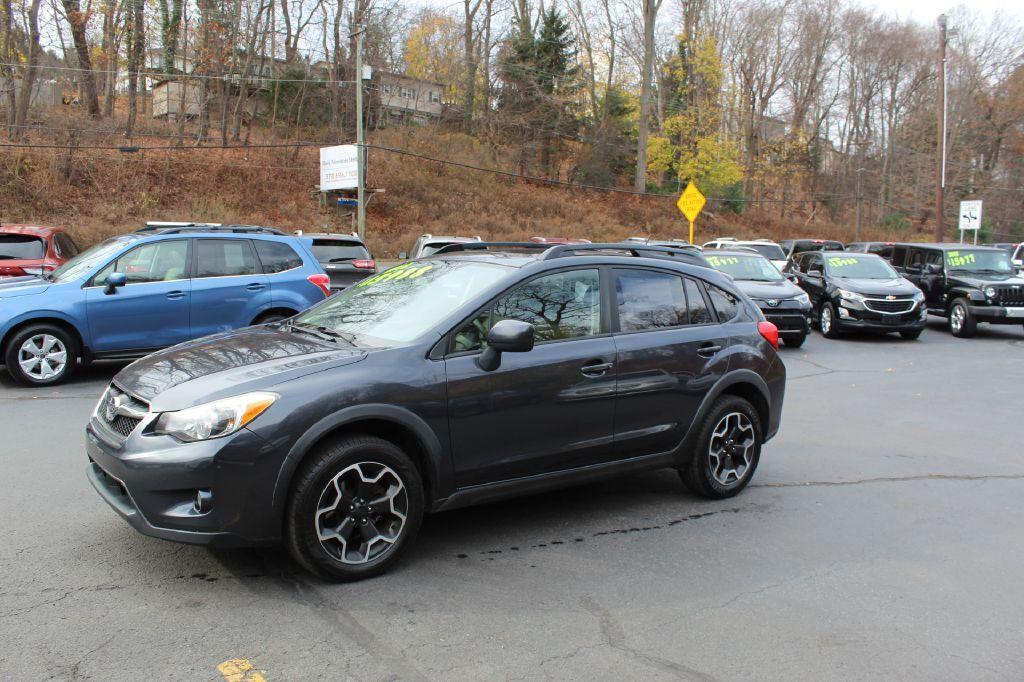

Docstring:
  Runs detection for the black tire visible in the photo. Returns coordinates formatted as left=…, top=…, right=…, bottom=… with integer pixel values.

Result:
left=253, top=310, right=294, bottom=325
left=947, top=298, right=977, bottom=338
left=679, top=396, right=762, bottom=499
left=285, top=434, right=424, bottom=582
left=3, top=323, right=79, bottom=386
left=900, top=330, right=922, bottom=340
left=782, top=332, right=806, bottom=348
left=819, top=302, right=841, bottom=339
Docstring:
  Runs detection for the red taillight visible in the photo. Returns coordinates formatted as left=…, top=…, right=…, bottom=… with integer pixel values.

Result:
left=757, top=321, right=779, bottom=350
left=352, top=259, right=376, bottom=270
left=307, top=273, right=331, bottom=297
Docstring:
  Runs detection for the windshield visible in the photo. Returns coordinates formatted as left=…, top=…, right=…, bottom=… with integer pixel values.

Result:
left=706, top=254, right=784, bottom=281
left=294, top=260, right=509, bottom=345
left=824, top=255, right=898, bottom=279
left=945, top=249, right=1014, bottom=274
left=311, top=240, right=370, bottom=263
left=48, top=237, right=131, bottom=283
left=420, top=242, right=462, bottom=256
left=0, top=234, right=45, bottom=260
left=792, top=241, right=843, bottom=255
left=743, top=243, right=786, bottom=260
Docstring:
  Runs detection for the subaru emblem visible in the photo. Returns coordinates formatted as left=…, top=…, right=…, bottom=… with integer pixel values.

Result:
left=103, top=394, right=118, bottom=422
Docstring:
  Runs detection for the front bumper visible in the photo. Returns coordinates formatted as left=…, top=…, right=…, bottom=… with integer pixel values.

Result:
left=759, top=305, right=811, bottom=337
left=86, top=416, right=287, bottom=547
left=837, top=302, right=927, bottom=332
left=967, top=305, right=1024, bottom=325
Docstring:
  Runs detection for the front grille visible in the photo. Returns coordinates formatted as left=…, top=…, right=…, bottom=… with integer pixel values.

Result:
left=994, top=286, right=1024, bottom=306
left=98, top=384, right=149, bottom=439
left=864, top=298, right=915, bottom=314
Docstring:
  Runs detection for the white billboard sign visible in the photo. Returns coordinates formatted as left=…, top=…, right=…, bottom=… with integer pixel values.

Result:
left=320, top=145, right=358, bottom=191
left=958, top=200, right=982, bottom=232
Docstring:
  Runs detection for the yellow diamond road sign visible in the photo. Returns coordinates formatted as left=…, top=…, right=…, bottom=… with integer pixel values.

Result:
left=677, top=182, right=706, bottom=223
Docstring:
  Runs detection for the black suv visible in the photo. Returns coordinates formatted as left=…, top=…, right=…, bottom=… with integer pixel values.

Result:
left=789, top=251, right=926, bottom=339
left=891, top=243, right=1024, bottom=337
left=305, top=232, right=377, bottom=291
left=705, top=250, right=811, bottom=347
left=86, top=243, right=785, bottom=581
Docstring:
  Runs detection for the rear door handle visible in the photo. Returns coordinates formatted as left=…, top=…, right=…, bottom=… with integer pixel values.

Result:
left=246, top=283, right=265, bottom=291
left=580, top=360, right=613, bottom=377
left=166, top=291, right=185, bottom=300
left=697, top=344, right=722, bottom=358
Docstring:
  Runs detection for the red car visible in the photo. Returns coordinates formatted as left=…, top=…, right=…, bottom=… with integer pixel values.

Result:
left=0, top=224, right=79, bottom=279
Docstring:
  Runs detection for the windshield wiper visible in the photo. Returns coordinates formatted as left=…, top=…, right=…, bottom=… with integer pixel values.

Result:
left=288, top=322, right=341, bottom=343
left=328, top=257, right=356, bottom=263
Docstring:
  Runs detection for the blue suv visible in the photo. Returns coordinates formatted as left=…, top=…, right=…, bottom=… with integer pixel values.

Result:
left=0, top=226, right=329, bottom=386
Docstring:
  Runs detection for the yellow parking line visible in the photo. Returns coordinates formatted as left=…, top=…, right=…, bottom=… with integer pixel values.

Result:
left=217, top=658, right=267, bottom=682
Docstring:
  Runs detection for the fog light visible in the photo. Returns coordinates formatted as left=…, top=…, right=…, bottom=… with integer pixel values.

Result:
left=838, top=307, right=851, bottom=319
left=195, top=489, right=213, bottom=513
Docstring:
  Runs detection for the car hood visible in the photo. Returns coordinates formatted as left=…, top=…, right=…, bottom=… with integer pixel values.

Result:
left=831, top=276, right=918, bottom=296
left=0, top=276, right=50, bottom=297
left=734, top=278, right=804, bottom=300
left=114, top=325, right=367, bottom=411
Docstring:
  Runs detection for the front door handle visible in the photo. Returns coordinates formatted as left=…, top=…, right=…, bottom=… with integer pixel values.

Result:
left=246, top=283, right=265, bottom=291
left=166, top=291, right=185, bottom=300
left=580, top=360, right=613, bottom=377
left=697, top=343, right=722, bottom=358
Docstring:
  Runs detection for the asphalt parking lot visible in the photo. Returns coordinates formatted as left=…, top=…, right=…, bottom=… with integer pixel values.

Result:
left=1, top=319, right=1023, bottom=681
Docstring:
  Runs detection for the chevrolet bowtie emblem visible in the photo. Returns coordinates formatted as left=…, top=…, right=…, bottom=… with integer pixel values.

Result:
left=886, top=295, right=897, bottom=300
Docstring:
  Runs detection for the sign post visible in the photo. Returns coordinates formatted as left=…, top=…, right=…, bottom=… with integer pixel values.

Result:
left=957, top=199, right=983, bottom=245
left=677, top=182, right=706, bottom=244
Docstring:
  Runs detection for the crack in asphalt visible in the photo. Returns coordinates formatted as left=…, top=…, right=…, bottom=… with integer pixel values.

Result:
left=752, top=473, right=1024, bottom=488
left=458, top=506, right=757, bottom=560
left=579, top=595, right=716, bottom=681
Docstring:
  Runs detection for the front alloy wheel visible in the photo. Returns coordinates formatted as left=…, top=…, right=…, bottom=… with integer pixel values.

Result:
left=948, top=298, right=977, bottom=337
left=819, top=302, right=841, bottom=339
left=286, top=434, right=424, bottom=581
left=315, top=462, right=408, bottom=565
left=3, top=324, right=79, bottom=386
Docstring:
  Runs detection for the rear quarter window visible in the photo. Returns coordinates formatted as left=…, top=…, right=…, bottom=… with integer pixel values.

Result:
left=254, top=240, right=303, bottom=273
left=707, top=285, right=740, bottom=322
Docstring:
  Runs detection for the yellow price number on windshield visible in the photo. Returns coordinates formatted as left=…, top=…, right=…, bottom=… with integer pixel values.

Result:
left=827, top=257, right=858, bottom=268
left=356, top=262, right=434, bottom=287
left=707, top=256, right=739, bottom=267
left=946, top=251, right=976, bottom=268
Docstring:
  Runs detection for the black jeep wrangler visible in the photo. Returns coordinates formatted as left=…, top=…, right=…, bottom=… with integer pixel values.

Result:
left=891, top=243, right=1024, bottom=337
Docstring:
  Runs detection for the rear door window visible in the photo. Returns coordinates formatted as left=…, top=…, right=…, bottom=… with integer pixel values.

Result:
left=615, top=269, right=687, bottom=331
left=311, top=239, right=371, bottom=263
left=0, top=234, right=45, bottom=259
left=254, top=240, right=303, bottom=273
left=194, top=239, right=258, bottom=278
left=707, top=285, right=739, bottom=322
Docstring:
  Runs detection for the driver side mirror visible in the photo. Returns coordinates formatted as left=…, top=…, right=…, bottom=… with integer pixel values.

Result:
left=104, top=272, right=127, bottom=295
left=925, top=263, right=943, bottom=275
left=476, top=319, right=535, bottom=372
left=807, top=267, right=823, bottom=277
left=398, top=251, right=408, bottom=260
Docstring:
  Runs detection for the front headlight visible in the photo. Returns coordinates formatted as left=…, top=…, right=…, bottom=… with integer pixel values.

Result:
left=912, top=289, right=925, bottom=302
left=153, top=392, right=277, bottom=442
left=794, top=291, right=810, bottom=306
left=984, top=286, right=997, bottom=299
left=837, top=288, right=866, bottom=303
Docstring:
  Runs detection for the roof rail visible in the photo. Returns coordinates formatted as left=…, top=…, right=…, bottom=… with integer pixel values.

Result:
left=142, top=224, right=287, bottom=236
left=432, top=241, right=550, bottom=255
left=541, top=243, right=706, bottom=261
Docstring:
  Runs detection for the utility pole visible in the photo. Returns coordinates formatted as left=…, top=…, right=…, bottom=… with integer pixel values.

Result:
left=855, top=140, right=866, bottom=242
left=355, top=25, right=366, bottom=240
left=934, top=14, right=948, bottom=242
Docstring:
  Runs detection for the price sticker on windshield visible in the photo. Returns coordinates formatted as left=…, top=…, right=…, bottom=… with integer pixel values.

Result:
left=707, top=256, right=739, bottom=267
left=946, top=251, right=976, bottom=268
left=356, top=262, right=434, bottom=287
left=827, top=257, right=859, bottom=267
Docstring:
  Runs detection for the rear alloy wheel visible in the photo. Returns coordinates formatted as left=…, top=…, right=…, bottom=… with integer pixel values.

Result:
left=948, top=298, right=977, bottom=338
left=4, top=324, right=78, bottom=386
left=680, top=396, right=762, bottom=499
left=253, top=311, right=294, bottom=325
left=286, top=435, right=423, bottom=581
left=819, top=302, right=841, bottom=339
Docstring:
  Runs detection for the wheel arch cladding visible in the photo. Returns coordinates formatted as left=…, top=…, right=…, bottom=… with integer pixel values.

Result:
left=2, top=316, right=85, bottom=357
left=676, top=371, right=771, bottom=466
left=272, top=405, right=444, bottom=522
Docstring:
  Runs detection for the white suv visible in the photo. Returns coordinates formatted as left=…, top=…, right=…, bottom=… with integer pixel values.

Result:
left=703, top=238, right=787, bottom=271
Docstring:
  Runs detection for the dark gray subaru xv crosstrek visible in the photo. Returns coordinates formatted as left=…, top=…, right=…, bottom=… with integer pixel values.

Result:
left=87, top=243, right=786, bottom=581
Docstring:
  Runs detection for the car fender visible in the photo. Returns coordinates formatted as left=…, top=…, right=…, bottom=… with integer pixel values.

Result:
left=0, top=307, right=90, bottom=351
left=271, top=402, right=447, bottom=517
left=672, top=368, right=773, bottom=467
left=948, top=286, right=985, bottom=304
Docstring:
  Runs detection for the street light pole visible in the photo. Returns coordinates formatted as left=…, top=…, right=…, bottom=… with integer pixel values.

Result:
left=355, top=25, right=366, bottom=240
left=934, top=14, right=948, bottom=242
left=855, top=139, right=866, bottom=242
